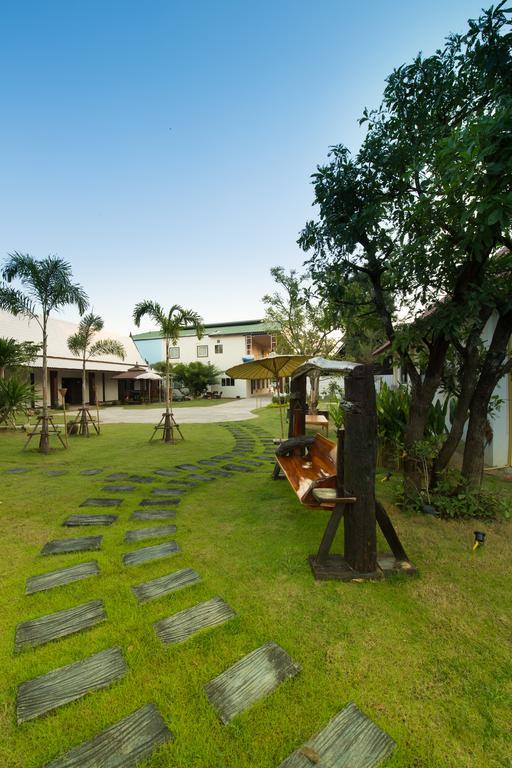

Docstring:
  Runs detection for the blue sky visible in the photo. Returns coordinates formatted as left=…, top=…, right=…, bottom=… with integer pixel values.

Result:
left=0, top=0, right=485, bottom=333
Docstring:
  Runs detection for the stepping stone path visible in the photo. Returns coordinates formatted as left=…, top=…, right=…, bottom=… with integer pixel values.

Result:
left=124, top=524, right=177, bottom=542
left=25, top=561, right=100, bottom=595
left=15, top=422, right=393, bottom=765
left=122, top=541, right=180, bottom=567
left=63, top=514, right=117, bottom=526
left=43, top=702, right=172, bottom=768
left=278, top=702, right=395, bottom=768
left=154, top=597, right=235, bottom=645
left=80, top=498, right=123, bottom=507
left=15, top=600, right=106, bottom=652
left=204, top=641, right=301, bottom=724
left=131, top=509, right=177, bottom=520
left=41, top=536, right=102, bottom=556
left=5, top=468, right=30, bottom=474
left=16, top=646, right=126, bottom=723
left=132, top=567, right=201, bottom=603
left=46, top=470, right=67, bottom=476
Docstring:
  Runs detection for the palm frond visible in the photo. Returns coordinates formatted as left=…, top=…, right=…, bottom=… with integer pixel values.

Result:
left=0, top=284, right=37, bottom=319
left=89, top=339, right=126, bottom=360
left=133, top=300, right=166, bottom=329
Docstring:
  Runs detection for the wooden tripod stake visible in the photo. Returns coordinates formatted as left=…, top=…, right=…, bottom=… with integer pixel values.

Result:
left=59, top=387, right=68, bottom=447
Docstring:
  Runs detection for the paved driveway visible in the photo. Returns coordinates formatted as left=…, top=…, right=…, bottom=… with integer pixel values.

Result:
left=98, top=396, right=272, bottom=424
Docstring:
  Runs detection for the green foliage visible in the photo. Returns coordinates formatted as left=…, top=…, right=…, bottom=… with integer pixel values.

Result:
left=428, top=471, right=512, bottom=520
left=324, top=379, right=345, bottom=428
left=171, top=362, right=220, bottom=397
left=0, top=377, right=34, bottom=426
left=0, top=337, right=40, bottom=378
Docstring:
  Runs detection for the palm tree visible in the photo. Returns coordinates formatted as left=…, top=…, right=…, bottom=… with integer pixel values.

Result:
left=133, top=301, right=203, bottom=442
left=0, top=337, right=40, bottom=379
left=67, top=313, right=126, bottom=435
left=0, top=253, right=88, bottom=453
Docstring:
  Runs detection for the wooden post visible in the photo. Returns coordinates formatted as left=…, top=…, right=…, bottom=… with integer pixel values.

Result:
left=59, top=388, right=68, bottom=447
left=288, top=373, right=307, bottom=439
left=343, top=364, right=377, bottom=574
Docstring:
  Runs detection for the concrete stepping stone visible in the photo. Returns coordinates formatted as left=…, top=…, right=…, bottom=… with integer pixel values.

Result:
left=41, top=536, right=102, bottom=556
left=237, top=459, right=265, bottom=466
left=140, top=498, right=180, bottom=507
left=128, top=475, right=155, bottom=483
left=5, top=467, right=30, bottom=474
left=187, top=474, right=215, bottom=482
left=154, top=596, right=235, bottom=645
left=222, top=464, right=252, bottom=473
left=15, top=600, right=106, bottom=653
left=122, top=541, right=180, bottom=567
left=101, top=485, right=136, bottom=492
left=154, top=469, right=180, bottom=478
left=132, top=567, right=200, bottom=603
left=80, top=470, right=102, bottom=476
left=176, top=464, right=199, bottom=471
left=80, top=498, right=123, bottom=507
left=26, top=561, right=100, bottom=595
left=105, top=473, right=129, bottom=480
left=16, top=646, right=126, bottom=724
left=278, top=702, right=396, bottom=768
left=204, top=641, right=301, bottom=724
left=63, top=514, right=117, bottom=527
left=42, top=702, right=172, bottom=768
left=151, top=488, right=186, bottom=496
left=46, top=470, right=67, bottom=476
left=132, top=509, right=177, bottom=521
left=198, top=459, right=221, bottom=466
left=124, top=525, right=177, bottom=543
left=206, top=469, right=232, bottom=478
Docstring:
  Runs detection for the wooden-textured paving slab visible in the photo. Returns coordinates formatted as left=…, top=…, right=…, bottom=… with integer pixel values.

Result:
left=105, top=472, right=129, bottom=480
left=222, top=464, right=252, bottom=473
left=25, top=561, right=100, bottom=595
left=176, top=464, right=199, bottom=471
left=151, top=488, right=186, bottom=496
left=186, top=474, right=215, bottom=482
left=16, top=646, right=126, bottom=723
left=131, top=509, right=177, bottom=521
left=46, top=470, right=67, bottom=476
left=132, top=567, right=200, bottom=603
left=206, top=469, right=232, bottom=477
left=5, top=467, right=30, bottom=474
left=129, top=475, right=155, bottom=483
left=204, top=641, right=301, bottom=724
left=80, top=498, right=123, bottom=507
left=80, top=470, right=102, bottom=476
left=122, top=541, right=180, bottom=567
left=41, top=536, right=102, bottom=556
left=154, top=469, right=181, bottom=478
left=154, top=596, right=235, bottom=645
left=278, top=702, right=396, bottom=768
left=124, top=525, right=177, bottom=542
left=63, top=514, right=117, bottom=527
left=15, top=600, right=106, bottom=652
left=101, top=485, right=136, bottom=492
left=140, top=498, right=180, bottom=507
left=43, top=702, right=172, bottom=768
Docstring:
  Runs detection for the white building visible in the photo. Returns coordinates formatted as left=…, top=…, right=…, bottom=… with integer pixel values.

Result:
left=0, top=310, right=146, bottom=406
left=132, top=319, right=277, bottom=398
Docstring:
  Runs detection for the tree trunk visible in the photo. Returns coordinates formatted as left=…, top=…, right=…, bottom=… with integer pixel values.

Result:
left=0, top=366, right=4, bottom=379
left=461, top=310, right=512, bottom=488
left=82, top=357, right=87, bottom=407
left=39, top=320, right=50, bottom=454
left=308, top=373, right=320, bottom=415
left=163, top=342, right=172, bottom=442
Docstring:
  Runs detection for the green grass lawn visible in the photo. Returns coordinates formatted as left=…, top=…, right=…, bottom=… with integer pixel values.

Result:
left=0, top=408, right=510, bottom=768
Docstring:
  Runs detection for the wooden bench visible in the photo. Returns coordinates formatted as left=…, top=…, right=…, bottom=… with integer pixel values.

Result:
left=275, top=433, right=351, bottom=508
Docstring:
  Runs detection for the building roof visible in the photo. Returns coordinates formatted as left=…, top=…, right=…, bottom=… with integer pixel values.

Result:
left=0, top=310, right=145, bottom=372
left=132, top=319, right=273, bottom=340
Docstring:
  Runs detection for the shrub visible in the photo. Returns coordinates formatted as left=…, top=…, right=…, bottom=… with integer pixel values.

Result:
left=425, top=471, right=511, bottom=520
left=0, top=377, right=35, bottom=427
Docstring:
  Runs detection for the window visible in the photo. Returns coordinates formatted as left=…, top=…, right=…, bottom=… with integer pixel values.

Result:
left=197, top=345, right=208, bottom=358
left=214, top=343, right=223, bottom=354
left=245, top=335, right=252, bottom=354
left=169, top=346, right=180, bottom=359
left=270, top=335, right=277, bottom=352
left=221, top=377, right=235, bottom=387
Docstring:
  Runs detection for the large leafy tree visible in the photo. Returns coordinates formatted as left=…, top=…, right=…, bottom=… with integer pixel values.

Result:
left=0, top=253, right=88, bottom=453
left=172, top=362, right=221, bottom=397
left=0, top=337, right=40, bottom=379
left=67, top=313, right=126, bottom=409
left=132, top=301, right=203, bottom=441
left=301, top=4, right=512, bottom=492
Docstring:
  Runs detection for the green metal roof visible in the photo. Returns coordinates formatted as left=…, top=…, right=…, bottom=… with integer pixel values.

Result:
left=132, top=319, right=274, bottom=340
